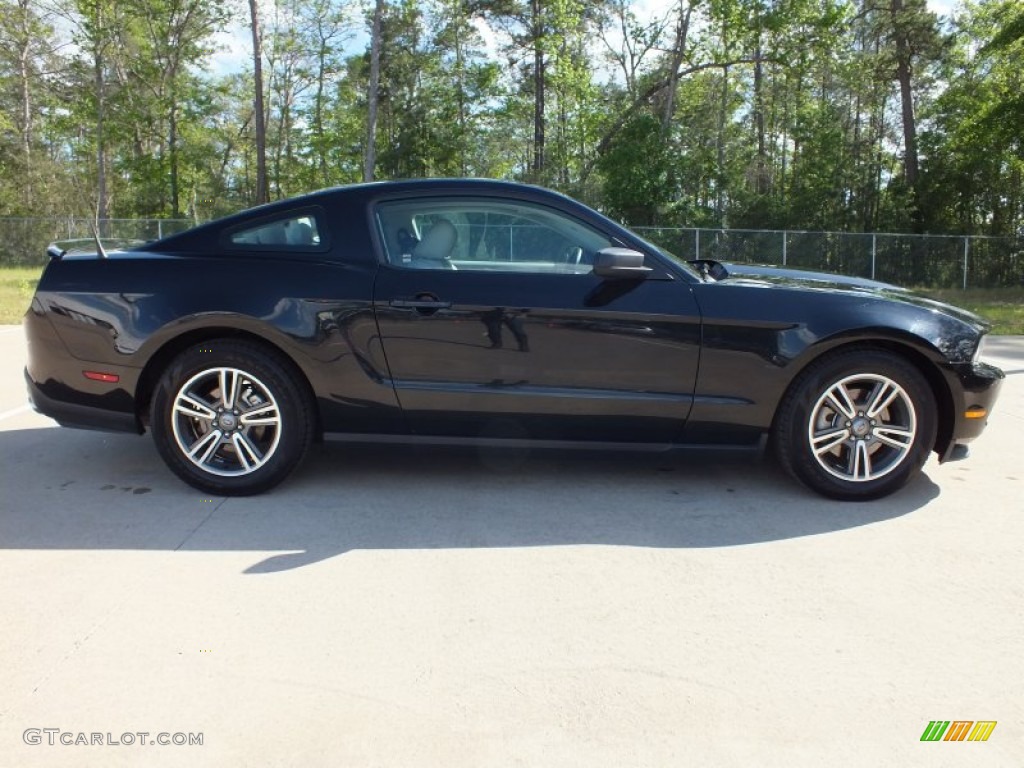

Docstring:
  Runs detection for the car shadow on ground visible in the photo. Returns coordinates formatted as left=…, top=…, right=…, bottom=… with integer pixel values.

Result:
left=0, top=426, right=941, bottom=573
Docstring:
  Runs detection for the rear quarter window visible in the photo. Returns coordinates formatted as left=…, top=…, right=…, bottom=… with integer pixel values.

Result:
left=222, top=208, right=329, bottom=253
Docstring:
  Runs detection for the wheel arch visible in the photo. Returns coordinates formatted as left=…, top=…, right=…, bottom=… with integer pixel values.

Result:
left=772, top=338, right=955, bottom=457
left=134, top=327, right=320, bottom=438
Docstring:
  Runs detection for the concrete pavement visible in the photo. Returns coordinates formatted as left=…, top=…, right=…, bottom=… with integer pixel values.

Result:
left=1, top=326, right=1022, bottom=767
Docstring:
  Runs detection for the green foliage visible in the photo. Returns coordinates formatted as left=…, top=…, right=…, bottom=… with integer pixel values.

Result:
left=597, top=114, right=671, bottom=225
left=920, top=0, right=1024, bottom=236
left=0, top=0, right=1020, bottom=240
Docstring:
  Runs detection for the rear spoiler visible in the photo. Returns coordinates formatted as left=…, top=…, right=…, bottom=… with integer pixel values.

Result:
left=47, top=222, right=111, bottom=260
left=45, top=238, right=103, bottom=260
left=46, top=235, right=141, bottom=261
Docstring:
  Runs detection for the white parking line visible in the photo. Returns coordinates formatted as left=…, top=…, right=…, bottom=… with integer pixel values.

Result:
left=0, top=326, right=23, bottom=334
left=0, top=404, right=31, bottom=421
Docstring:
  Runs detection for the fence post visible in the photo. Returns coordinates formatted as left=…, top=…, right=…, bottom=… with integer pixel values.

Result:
left=158, top=220, right=163, bottom=240
left=695, top=228, right=700, bottom=260
left=871, top=234, right=876, bottom=280
left=781, top=231, right=787, bottom=266
left=962, top=236, right=969, bottom=291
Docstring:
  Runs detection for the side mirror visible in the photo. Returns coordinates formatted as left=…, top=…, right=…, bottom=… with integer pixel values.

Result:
left=593, top=247, right=652, bottom=279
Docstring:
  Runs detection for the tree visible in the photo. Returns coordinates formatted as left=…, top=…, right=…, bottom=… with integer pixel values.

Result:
left=365, top=0, right=383, bottom=181
left=0, top=0, right=66, bottom=213
left=124, top=0, right=226, bottom=215
left=0, top=0, right=1016, bottom=241
left=885, top=0, right=942, bottom=231
left=920, top=0, right=1024, bottom=236
left=474, top=0, right=552, bottom=178
left=248, top=0, right=269, bottom=203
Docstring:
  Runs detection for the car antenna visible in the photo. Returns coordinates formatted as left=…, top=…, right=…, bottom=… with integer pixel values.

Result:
left=90, top=215, right=109, bottom=259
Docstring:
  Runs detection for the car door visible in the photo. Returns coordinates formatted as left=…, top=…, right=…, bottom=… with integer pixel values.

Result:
left=369, top=195, right=702, bottom=443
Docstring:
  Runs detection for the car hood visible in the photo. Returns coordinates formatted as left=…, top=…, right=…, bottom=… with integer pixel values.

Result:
left=706, top=261, right=991, bottom=334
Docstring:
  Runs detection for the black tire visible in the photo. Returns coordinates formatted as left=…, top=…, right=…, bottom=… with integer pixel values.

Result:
left=150, top=339, right=313, bottom=495
left=773, top=348, right=937, bottom=501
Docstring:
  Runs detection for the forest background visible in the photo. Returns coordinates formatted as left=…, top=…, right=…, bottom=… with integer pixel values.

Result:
left=1, top=0, right=1022, bottom=238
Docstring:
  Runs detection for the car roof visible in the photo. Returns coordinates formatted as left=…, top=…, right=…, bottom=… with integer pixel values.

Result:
left=139, top=179, right=581, bottom=253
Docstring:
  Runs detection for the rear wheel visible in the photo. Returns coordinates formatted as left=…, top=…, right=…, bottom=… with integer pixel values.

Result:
left=150, top=340, right=313, bottom=495
left=773, top=349, right=937, bottom=500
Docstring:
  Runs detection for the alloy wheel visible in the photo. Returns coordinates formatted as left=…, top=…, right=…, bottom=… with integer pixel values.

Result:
left=170, top=366, right=282, bottom=477
left=807, top=373, right=917, bottom=483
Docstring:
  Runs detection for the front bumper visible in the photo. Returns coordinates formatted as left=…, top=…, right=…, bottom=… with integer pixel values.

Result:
left=938, top=360, right=1004, bottom=463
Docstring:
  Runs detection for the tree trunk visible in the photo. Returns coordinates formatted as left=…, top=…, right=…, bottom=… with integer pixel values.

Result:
left=455, top=14, right=467, bottom=175
left=94, top=48, right=108, bottom=224
left=17, top=0, right=33, bottom=207
left=365, top=0, right=384, bottom=182
left=169, top=100, right=180, bottom=217
left=315, top=41, right=328, bottom=184
left=753, top=35, right=768, bottom=196
left=891, top=0, right=921, bottom=230
left=717, top=64, right=729, bottom=224
left=248, top=0, right=269, bottom=204
left=531, top=0, right=545, bottom=177
left=662, top=2, right=690, bottom=133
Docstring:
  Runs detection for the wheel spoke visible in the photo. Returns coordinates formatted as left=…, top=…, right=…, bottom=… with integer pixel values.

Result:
left=873, top=425, right=914, bottom=450
left=219, top=368, right=241, bottom=409
left=866, top=381, right=901, bottom=418
left=231, top=432, right=263, bottom=471
left=812, top=427, right=850, bottom=455
left=240, top=402, right=280, bottom=427
left=174, top=392, right=216, bottom=422
left=825, top=383, right=857, bottom=420
left=188, top=429, right=223, bottom=465
left=849, top=440, right=873, bottom=481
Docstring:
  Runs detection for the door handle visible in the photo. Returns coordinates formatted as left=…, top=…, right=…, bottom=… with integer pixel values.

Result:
left=389, top=298, right=451, bottom=310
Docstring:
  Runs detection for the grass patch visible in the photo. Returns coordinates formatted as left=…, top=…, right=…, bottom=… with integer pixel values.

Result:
left=0, top=266, right=43, bottom=325
left=922, top=287, right=1024, bottom=335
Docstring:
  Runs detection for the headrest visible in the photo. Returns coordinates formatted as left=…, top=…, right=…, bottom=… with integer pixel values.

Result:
left=412, top=219, right=457, bottom=260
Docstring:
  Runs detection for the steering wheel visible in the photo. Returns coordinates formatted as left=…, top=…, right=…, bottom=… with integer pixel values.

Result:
left=563, top=246, right=584, bottom=265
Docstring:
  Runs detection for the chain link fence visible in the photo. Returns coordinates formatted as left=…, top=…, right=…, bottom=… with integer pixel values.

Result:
left=2, top=218, right=1022, bottom=290
left=635, top=227, right=1024, bottom=290
left=0, top=217, right=194, bottom=266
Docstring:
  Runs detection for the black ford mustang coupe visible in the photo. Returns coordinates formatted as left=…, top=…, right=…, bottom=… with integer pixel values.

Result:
left=24, top=179, right=1003, bottom=499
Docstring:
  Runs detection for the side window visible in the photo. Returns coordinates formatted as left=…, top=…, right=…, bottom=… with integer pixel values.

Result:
left=228, top=213, right=322, bottom=249
left=375, top=199, right=613, bottom=274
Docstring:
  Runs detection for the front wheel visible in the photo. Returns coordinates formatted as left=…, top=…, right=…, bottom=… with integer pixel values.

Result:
left=150, top=340, right=313, bottom=495
left=773, top=349, right=937, bottom=500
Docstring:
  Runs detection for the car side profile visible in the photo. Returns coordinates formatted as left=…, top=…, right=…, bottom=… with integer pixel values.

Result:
left=24, top=179, right=1004, bottom=499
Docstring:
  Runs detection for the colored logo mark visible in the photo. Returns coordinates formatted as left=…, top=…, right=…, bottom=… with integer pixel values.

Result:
left=920, top=720, right=996, bottom=742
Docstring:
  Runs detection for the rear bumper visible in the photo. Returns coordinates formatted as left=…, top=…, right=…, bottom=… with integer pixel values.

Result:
left=938, top=360, right=1004, bottom=463
left=23, top=305, right=142, bottom=434
left=25, top=369, right=141, bottom=434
